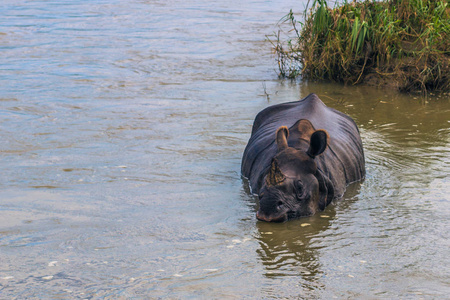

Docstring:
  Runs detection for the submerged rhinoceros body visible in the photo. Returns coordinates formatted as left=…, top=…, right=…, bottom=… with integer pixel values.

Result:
left=242, top=94, right=365, bottom=222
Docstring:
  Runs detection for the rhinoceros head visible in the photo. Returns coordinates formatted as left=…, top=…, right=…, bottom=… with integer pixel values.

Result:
left=257, top=121, right=334, bottom=222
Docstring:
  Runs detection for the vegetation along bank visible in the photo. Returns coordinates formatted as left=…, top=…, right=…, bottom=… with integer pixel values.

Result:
left=272, top=0, right=450, bottom=93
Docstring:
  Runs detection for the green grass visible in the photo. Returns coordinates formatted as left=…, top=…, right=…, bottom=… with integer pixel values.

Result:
left=271, top=0, right=450, bottom=93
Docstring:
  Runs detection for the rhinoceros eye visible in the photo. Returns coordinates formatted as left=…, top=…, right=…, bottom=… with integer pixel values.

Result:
left=295, top=180, right=304, bottom=199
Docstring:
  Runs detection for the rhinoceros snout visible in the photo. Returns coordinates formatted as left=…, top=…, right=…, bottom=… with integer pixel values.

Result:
left=256, top=209, right=287, bottom=222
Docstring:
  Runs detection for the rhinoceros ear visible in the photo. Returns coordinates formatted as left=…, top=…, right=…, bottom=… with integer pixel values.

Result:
left=307, top=130, right=328, bottom=158
left=276, top=126, right=289, bottom=152
left=266, top=158, right=286, bottom=186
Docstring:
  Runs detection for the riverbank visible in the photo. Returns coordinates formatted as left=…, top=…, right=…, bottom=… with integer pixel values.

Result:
left=272, top=0, right=450, bottom=93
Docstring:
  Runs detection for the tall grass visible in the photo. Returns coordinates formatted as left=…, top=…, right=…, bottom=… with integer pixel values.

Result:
left=271, top=0, right=450, bottom=93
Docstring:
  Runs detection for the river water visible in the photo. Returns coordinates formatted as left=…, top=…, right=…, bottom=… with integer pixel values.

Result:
left=1, top=0, right=449, bottom=298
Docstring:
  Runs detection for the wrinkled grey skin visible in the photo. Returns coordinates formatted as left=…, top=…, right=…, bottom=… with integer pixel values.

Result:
left=241, top=94, right=365, bottom=222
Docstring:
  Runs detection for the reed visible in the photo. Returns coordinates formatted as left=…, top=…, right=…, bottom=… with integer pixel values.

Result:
left=271, top=0, right=450, bottom=93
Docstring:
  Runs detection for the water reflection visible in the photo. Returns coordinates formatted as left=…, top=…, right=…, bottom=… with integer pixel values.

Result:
left=253, top=180, right=362, bottom=282
left=256, top=217, right=331, bottom=280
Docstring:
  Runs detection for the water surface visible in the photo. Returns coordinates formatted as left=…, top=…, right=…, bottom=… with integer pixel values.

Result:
left=1, top=0, right=449, bottom=298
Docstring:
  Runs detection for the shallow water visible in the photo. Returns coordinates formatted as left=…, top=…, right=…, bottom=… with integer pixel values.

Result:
left=1, top=0, right=449, bottom=298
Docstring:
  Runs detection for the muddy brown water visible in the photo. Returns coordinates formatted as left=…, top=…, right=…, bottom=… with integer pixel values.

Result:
left=1, top=0, right=449, bottom=298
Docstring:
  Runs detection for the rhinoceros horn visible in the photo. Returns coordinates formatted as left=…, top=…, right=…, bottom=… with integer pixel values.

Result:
left=266, top=158, right=286, bottom=186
